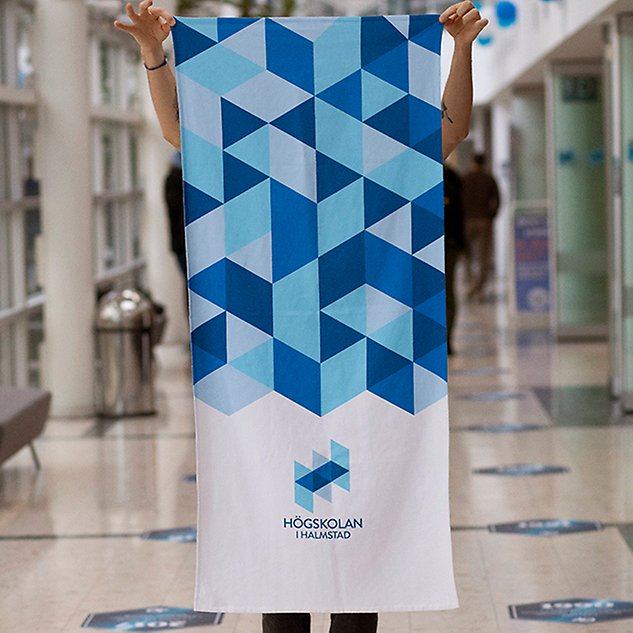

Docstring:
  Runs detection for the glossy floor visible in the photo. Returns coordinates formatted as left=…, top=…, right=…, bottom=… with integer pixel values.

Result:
left=1, top=296, right=632, bottom=633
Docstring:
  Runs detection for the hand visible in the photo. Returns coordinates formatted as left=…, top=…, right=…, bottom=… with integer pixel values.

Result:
left=439, top=2, right=488, bottom=48
left=114, top=1, right=175, bottom=62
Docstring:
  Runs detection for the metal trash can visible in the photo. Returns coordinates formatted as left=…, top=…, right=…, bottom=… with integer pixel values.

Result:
left=95, top=289, right=156, bottom=417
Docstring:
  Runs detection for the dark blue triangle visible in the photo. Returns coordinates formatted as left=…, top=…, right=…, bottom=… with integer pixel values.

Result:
left=173, top=20, right=217, bottom=66
left=361, top=16, right=407, bottom=67
left=409, top=96, right=441, bottom=146
left=412, top=201, right=445, bottom=252
left=218, top=17, right=259, bottom=42
left=191, top=312, right=227, bottom=360
left=191, top=344, right=225, bottom=384
left=271, top=98, right=316, bottom=148
left=409, top=16, right=444, bottom=53
left=412, top=258, right=445, bottom=307
left=365, top=41, right=409, bottom=93
left=188, top=259, right=226, bottom=308
left=413, top=312, right=446, bottom=361
left=221, top=98, right=267, bottom=149
left=316, top=152, right=362, bottom=202
left=414, top=183, right=444, bottom=218
left=183, top=182, right=222, bottom=225
left=412, top=130, right=443, bottom=163
left=364, top=178, right=408, bottom=228
left=364, top=96, right=409, bottom=146
left=318, top=71, right=362, bottom=121
left=266, top=20, right=314, bottom=94
left=369, top=364, right=414, bottom=414
left=415, top=343, right=448, bottom=382
left=320, top=313, right=365, bottom=362
left=223, top=153, right=268, bottom=202
left=367, top=339, right=411, bottom=388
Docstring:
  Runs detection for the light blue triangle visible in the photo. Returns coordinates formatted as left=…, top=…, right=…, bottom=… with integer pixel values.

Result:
left=315, top=99, right=363, bottom=174
left=367, top=203, right=411, bottom=253
left=221, top=18, right=266, bottom=68
left=227, top=232, right=272, bottom=282
left=414, top=236, right=445, bottom=272
left=231, top=339, right=273, bottom=389
left=181, top=128, right=223, bottom=202
left=321, top=285, right=366, bottom=335
left=365, top=285, right=409, bottom=335
left=185, top=207, right=225, bottom=276
left=312, top=451, right=328, bottom=468
left=224, top=180, right=271, bottom=255
left=189, top=291, right=224, bottom=331
left=386, top=15, right=409, bottom=38
left=368, top=149, right=442, bottom=201
left=279, top=16, right=337, bottom=41
left=314, top=17, right=361, bottom=93
left=363, top=125, right=408, bottom=173
left=224, top=70, right=311, bottom=122
left=409, top=41, right=441, bottom=109
left=369, top=311, right=413, bottom=360
left=178, top=43, right=263, bottom=96
left=361, top=69, right=407, bottom=121
left=315, top=482, right=332, bottom=502
left=414, top=364, right=447, bottom=414
left=178, top=17, right=218, bottom=42
left=270, top=127, right=317, bottom=202
left=318, top=180, right=364, bottom=255
left=273, top=261, right=320, bottom=362
left=177, top=73, right=222, bottom=148
left=225, top=121, right=269, bottom=175
left=226, top=313, right=270, bottom=363
left=321, top=339, right=366, bottom=415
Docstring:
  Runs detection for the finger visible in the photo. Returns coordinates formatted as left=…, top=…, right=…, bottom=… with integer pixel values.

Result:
left=148, top=6, right=176, bottom=25
left=461, top=8, right=481, bottom=25
left=474, top=18, right=489, bottom=34
left=160, top=22, right=172, bottom=34
left=456, top=1, right=475, bottom=18
left=139, top=0, right=153, bottom=15
left=125, top=3, right=140, bottom=22
left=439, top=3, right=463, bottom=23
left=114, top=20, right=135, bottom=33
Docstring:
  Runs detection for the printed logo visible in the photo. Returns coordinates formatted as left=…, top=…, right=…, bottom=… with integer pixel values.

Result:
left=294, top=440, right=350, bottom=513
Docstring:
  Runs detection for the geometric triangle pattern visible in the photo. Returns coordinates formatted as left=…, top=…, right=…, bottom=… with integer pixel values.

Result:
left=173, top=15, right=446, bottom=417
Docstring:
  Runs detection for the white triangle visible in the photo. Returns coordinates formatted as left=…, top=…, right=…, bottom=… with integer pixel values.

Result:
left=221, top=18, right=266, bottom=68
left=367, top=204, right=411, bottom=253
left=414, top=236, right=445, bottom=272
left=227, top=232, right=272, bottom=282
left=386, top=16, right=409, bottom=38
left=363, top=125, right=408, bottom=174
left=274, top=16, right=337, bottom=42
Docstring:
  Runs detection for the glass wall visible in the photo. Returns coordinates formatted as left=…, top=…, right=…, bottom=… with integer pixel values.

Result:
left=550, top=66, right=608, bottom=337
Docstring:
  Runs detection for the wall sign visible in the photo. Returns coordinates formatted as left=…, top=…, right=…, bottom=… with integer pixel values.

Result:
left=515, top=214, right=550, bottom=313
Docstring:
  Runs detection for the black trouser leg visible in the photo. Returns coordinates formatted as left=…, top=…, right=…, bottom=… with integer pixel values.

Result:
left=262, top=613, right=310, bottom=633
left=329, top=613, right=378, bottom=633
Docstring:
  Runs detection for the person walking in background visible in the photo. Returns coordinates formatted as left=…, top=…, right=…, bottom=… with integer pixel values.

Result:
left=164, top=152, right=186, bottom=280
left=462, top=153, right=500, bottom=302
left=444, top=166, right=465, bottom=355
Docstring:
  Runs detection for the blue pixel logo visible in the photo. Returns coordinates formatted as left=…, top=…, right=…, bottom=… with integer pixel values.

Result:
left=294, top=440, right=350, bottom=513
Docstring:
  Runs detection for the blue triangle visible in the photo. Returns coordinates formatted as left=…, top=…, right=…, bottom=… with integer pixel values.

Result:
left=369, top=363, right=414, bottom=414
left=415, top=291, right=446, bottom=326
left=364, top=178, right=408, bottom=228
left=361, top=16, right=407, bottom=67
left=415, top=343, right=448, bottom=382
left=413, top=311, right=446, bottom=360
left=365, top=41, right=409, bottom=93
left=191, top=344, right=225, bottom=384
left=272, top=98, right=316, bottom=149
left=412, top=258, right=445, bottom=307
left=409, top=96, right=441, bottom=146
left=316, top=152, right=362, bottom=202
left=218, top=17, right=259, bottom=42
left=221, top=99, right=266, bottom=149
left=367, top=339, right=410, bottom=388
left=191, top=312, right=226, bottom=359
left=223, top=153, right=268, bottom=203
left=412, top=130, right=443, bottom=163
left=266, top=20, right=314, bottom=94
left=365, top=96, right=409, bottom=146
left=414, top=183, right=444, bottom=218
left=318, top=71, right=362, bottom=121
left=173, top=21, right=217, bottom=66
left=412, top=201, right=444, bottom=252
left=409, top=16, right=444, bottom=54
left=188, top=259, right=226, bottom=308
left=183, top=182, right=222, bottom=226
left=320, top=313, right=365, bottom=362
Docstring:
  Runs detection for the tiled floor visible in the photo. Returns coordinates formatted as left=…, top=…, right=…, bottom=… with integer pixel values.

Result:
left=1, top=295, right=632, bottom=632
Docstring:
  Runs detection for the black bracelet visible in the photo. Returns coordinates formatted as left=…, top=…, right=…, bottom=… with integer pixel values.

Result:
left=144, top=56, right=167, bottom=71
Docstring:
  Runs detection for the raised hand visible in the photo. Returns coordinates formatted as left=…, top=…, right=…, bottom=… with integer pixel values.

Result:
left=114, top=1, right=176, bottom=59
left=439, top=1, right=488, bottom=47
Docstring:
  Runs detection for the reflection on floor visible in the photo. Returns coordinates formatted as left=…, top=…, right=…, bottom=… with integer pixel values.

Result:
left=1, top=296, right=632, bottom=632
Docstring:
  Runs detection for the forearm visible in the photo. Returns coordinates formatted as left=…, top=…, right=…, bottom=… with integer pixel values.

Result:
left=142, top=45, right=181, bottom=150
left=441, top=44, right=473, bottom=159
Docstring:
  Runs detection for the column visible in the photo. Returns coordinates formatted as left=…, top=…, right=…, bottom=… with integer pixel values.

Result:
left=36, top=0, right=94, bottom=416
